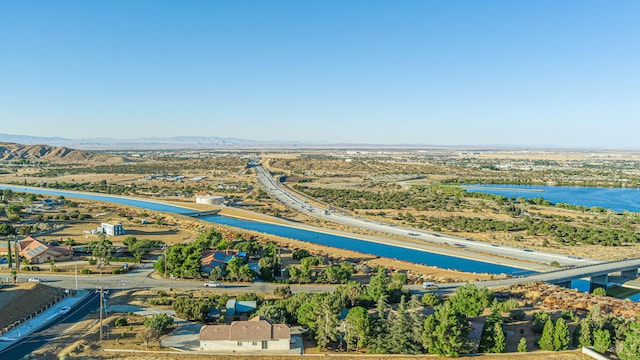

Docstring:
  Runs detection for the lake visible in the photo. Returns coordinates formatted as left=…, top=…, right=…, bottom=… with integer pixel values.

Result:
left=464, top=184, right=640, bottom=213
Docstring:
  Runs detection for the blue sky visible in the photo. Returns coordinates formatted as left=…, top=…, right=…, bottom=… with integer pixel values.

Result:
left=1, top=1, right=638, bottom=147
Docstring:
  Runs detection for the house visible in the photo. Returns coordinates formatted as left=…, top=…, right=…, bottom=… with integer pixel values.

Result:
left=199, top=316, right=291, bottom=351
left=18, top=235, right=74, bottom=264
left=225, top=299, right=257, bottom=316
left=201, top=249, right=247, bottom=274
left=100, top=223, right=125, bottom=236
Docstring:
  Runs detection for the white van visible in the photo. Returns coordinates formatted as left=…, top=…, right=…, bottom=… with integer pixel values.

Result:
left=422, top=282, right=438, bottom=290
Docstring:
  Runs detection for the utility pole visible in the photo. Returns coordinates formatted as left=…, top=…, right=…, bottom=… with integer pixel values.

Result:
left=164, top=246, right=167, bottom=278
left=99, top=286, right=103, bottom=340
left=75, top=264, right=78, bottom=290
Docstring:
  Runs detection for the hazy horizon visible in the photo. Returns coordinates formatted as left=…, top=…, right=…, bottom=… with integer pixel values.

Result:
left=1, top=1, right=638, bottom=148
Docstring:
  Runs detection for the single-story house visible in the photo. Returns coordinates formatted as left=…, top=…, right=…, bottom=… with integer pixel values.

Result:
left=18, top=235, right=74, bottom=264
left=199, top=316, right=291, bottom=351
left=201, top=249, right=247, bottom=274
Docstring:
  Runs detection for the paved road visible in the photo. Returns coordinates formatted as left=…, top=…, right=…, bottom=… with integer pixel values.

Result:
left=254, top=164, right=598, bottom=267
left=0, top=291, right=99, bottom=359
left=13, top=261, right=344, bottom=295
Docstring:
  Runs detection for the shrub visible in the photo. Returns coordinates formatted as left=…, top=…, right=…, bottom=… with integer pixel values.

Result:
left=273, top=285, right=292, bottom=298
left=292, top=249, right=311, bottom=261
left=421, top=293, right=442, bottom=307
left=31, top=266, right=40, bottom=271
left=23, top=266, right=31, bottom=271
left=115, top=317, right=128, bottom=327
left=592, top=287, right=607, bottom=297
left=81, top=269, right=90, bottom=274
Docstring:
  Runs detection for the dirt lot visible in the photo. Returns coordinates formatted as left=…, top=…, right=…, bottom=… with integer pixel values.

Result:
left=0, top=283, right=65, bottom=330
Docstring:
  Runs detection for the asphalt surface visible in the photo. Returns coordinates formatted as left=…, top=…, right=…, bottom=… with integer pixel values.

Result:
left=0, top=291, right=99, bottom=359
left=254, top=164, right=599, bottom=267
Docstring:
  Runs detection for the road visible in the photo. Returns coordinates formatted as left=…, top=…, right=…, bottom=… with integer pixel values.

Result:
left=254, top=164, right=598, bottom=267
left=13, top=261, right=346, bottom=295
left=0, top=291, right=99, bottom=359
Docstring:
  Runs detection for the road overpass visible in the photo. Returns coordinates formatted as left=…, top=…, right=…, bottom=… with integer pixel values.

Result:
left=254, top=164, right=597, bottom=267
left=431, top=257, right=640, bottom=292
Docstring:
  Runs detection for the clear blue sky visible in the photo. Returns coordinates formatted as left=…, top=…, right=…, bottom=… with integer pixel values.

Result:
left=1, top=1, right=638, bottom=147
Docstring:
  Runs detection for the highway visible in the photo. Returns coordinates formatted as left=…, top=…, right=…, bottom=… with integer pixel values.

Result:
left=254, top=164, right=598, bottom=267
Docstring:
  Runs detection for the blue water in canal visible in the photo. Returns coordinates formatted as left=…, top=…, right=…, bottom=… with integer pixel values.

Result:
left=4, top=184, right=640, bottom=300
left=465, top=184, right=640, bottom=213
left=0, top=185, right=523, bottom=275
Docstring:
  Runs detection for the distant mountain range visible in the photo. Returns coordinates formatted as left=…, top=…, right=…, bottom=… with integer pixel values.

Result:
left=0, top=133, right=299, bottom=150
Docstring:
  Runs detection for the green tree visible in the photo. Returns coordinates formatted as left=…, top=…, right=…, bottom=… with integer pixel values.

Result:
left=532, top=311, right=551, bottom=334
left=292, top=249, right=310, bottom=260
left=619, top=321, right=640, bottom=360
left=5, top=204, right=22, bottom=222
left=517, top=337, right=528, bottom=352
left=449, top=283, right=491, bottom=317
left=579, top=318, right=593, bottom=347
left=254, top=304, right=287, bottom=324
left=538, top=319, right=555, bottom=351
left=315, top=295, right=340, bottom=349
left=0, top=223, right=15, bottom=236
left=422, top=302, right=470, bottom=357
left=492, top=322, right=506, bottom=353
left=341, top=281, right=365, bottom=307
left=479, top=308, right=502, bottom=353
left=593, top=328, right=611, bottom=353
left=143, top=313, right=174, bottom=344
left=6, top=239, right=12, bottom=270
left=343, top=306, right=371, bottom=352
left=387, top=296, right=422, bottom=354
left=421, top=293, right=441, bottom=307
left=88, top=235, right=113, bottom=266
left=366, top=267, right=389, bottom=301
left=553, top=317, right=570, bottom=351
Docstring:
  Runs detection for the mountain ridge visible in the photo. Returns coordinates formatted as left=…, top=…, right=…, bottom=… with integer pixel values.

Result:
left=0, top=142, right=128, bottom=164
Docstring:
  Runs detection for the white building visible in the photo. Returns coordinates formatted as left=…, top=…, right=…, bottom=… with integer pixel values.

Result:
left=199, top=316, right=291, bottom=351
left=100, top=223, right=125, bottom=236
left=196, top=195, right=225, bottom=206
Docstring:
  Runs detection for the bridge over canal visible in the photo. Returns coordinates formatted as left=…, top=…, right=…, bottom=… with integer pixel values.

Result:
left=434, top=258, right=640, bottom=292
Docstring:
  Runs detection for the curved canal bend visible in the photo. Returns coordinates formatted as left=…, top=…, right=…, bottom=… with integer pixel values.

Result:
left=0, top=185, right=528, bottom=276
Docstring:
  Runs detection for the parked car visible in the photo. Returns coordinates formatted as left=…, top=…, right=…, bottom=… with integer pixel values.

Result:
left=0, top=257, right=7, bottom=264
left=204, top=281, right=224, bottom=288
left=422, top=282, right=439, bottom=290
left=27, top=277, right=41, bottom=283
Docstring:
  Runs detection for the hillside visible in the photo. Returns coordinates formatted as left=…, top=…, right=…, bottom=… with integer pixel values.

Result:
left=0, top=282, right=66, bottom=330
left=0, top=142, right=128, bottom=164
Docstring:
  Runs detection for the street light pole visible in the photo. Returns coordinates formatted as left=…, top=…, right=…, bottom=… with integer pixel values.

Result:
left=75, top=263, right=78, bottom=290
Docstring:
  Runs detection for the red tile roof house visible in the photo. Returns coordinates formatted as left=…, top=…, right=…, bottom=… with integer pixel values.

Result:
left=18, top=235, right=75, bottom=264
left=200, top=249, right=247, bottom=274
left=199, top=316, right=291, bottom=351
